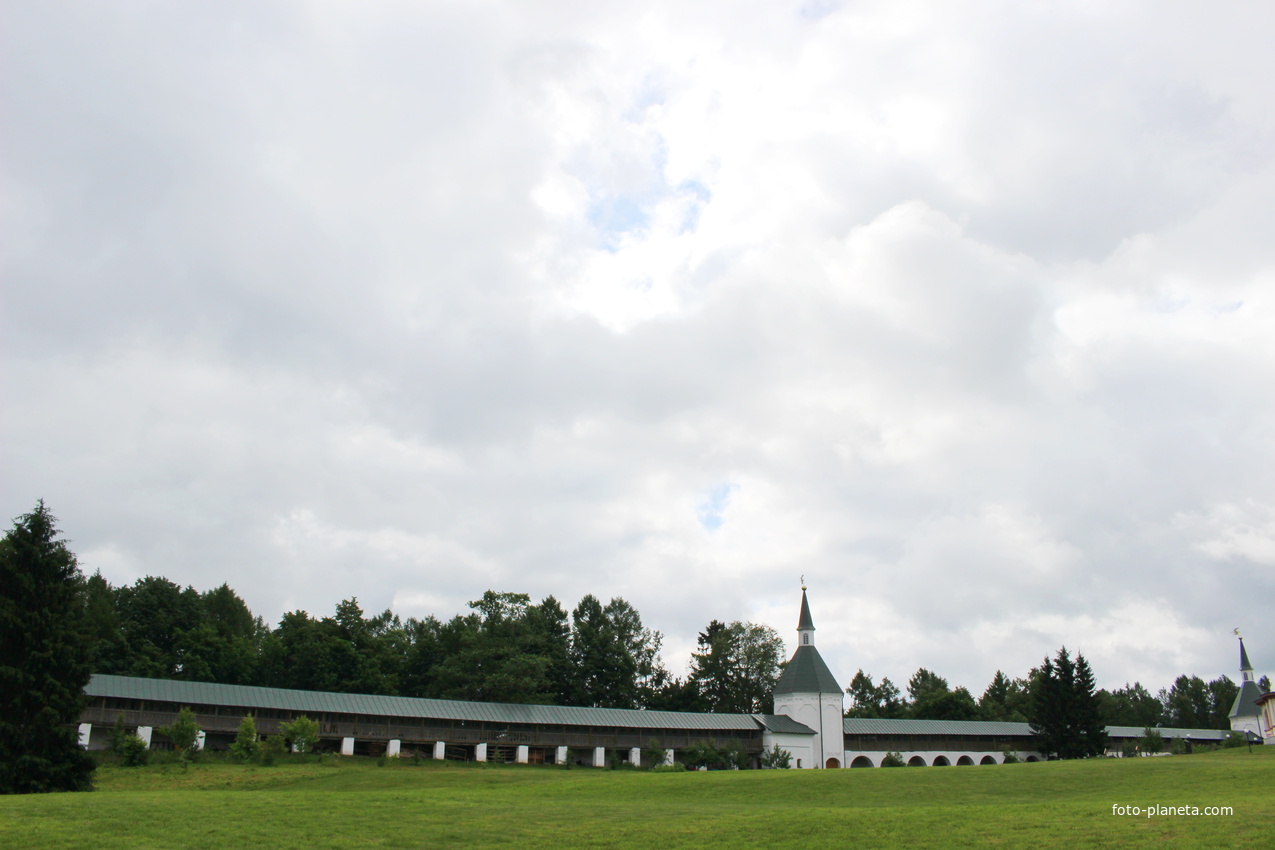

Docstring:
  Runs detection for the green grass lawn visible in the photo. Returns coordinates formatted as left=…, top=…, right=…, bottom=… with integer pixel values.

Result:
left=2, top=747, right=1271, bottom=848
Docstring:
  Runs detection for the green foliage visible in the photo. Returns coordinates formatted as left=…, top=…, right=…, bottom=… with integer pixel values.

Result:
left=1224, top=731, right=1248, bottom=749
left=260, top=734, right=286, bottom=766
left=159, top=707, right=201, bottom=767
left=1096, top=682, right=1163, bottom=728
left=689, top=620, right=785, bottom=714
left=759, top=744, right=792, bottom=769
left=0, top=501, right=96, bottom=794
left=880, top=751, right=906, bottom=768
left=641, top=738, right=667, bottom=769
left=977, top=671, right=1031, bottom=722
left=1029, top=647, right=1107, bottom=759
left=681, top=740, right=736, bottom=770
left=229, top=715, right=260, bottom=763
left=1140, top=727, right=1164, bottom=755
left=280, top=715, right=319, bottom=755
left=1000, top=749, right=1020, bottom=764
left=116, top=734, right=149, bottom=767
left=568, top=596, right=666, bottom=709
left=845, top=670, right=907, bottom=719
left=649, top=761, right=686, bottom=772
left=110, top=714, right=128, bottom=754
left=1168, top=736, right=1187, bottom=755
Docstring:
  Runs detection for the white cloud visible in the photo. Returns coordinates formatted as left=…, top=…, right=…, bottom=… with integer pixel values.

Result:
left=3, top=0, right=1274, bottom=693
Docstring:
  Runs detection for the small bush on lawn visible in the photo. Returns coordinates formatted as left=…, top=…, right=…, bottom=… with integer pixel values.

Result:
left=881, top=752, right=906, bottom=768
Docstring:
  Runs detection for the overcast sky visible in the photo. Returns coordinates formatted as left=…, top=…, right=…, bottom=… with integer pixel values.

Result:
left=4, top=0, right=1273, bottom=697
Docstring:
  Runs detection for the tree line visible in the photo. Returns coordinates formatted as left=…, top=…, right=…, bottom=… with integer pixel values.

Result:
left=845, top=663, right=1262, bottom=730
left=83, top=574, right=787, bottom=715
left=3, top=501, right=1262, bottom=793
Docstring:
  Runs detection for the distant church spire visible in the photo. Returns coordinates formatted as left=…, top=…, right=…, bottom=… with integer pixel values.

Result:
left=797, top=585, right=815, bottom=647
left=1240, top=636, right=1255, bottom=683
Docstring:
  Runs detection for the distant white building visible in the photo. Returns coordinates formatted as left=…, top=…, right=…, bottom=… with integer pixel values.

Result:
left=772, top=586, right=846, bottom=768
left=1230, top=637, right=1266, bottom=737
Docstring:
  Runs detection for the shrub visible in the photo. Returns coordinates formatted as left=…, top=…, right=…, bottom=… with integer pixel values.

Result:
left=642, top=738, right=667, bottom=769
left=116, top=734, right=150, bottom=767
left=280, top=715, right=320, bottom=755
left=880, top=751, right=906, bottom=768
left=651, top=762, right=687, bottom=772
left=229, top=715, right=260, bottom=763
left=723, top=741, right=751, bottom=770
left=759, top=744, right=792, bottom=770
left=159, top=707, right=201, bottom=768
left=682, top=741, right=726, bottom=770
left=1223, top=731, right=1247, bottom=749
left=110, top=713, right=128, bottom=753
left=1168, top=737, right=1186, bottom=755
left=1140, top=727, right=1164, bottom=755
left=261, top=734, right=287, bottom=766
left=1001, top=749, right=1021, bottom=764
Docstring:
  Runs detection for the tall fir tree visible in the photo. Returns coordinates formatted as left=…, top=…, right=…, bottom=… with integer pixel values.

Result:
left=0, top=501, right=96, bottom=793
left=1029, top=647, right=1107, bottom=759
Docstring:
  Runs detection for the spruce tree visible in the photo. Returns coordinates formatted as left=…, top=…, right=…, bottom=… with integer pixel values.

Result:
left=1029, top=647, right=1107, bottom=759
left=0, top=501, right=96, bottom=793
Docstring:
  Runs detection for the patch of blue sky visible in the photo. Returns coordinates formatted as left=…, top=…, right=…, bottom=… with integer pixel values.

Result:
left=696, top=482, right=738, bottom=532
left=799, top=0, right=845, bottom=21
left=588, top=194, right=651, bottom=251
left=677, top=180, right=711, bottom=234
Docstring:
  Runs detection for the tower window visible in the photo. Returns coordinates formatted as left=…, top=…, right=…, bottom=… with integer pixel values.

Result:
left=803, top=634, right=809, bottom=645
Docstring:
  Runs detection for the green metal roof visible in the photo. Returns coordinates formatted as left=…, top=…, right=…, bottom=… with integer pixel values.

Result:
left=773, top=645, right=842, bottom=695
left=797, top=590, right=815, bottom=632
left=1240, top=638, right=1253, bottom=672
left=1230, top=680, right=1264, bottom=719
left=843, top=717, right=1231, bottom=741
left=844, top=718, right=1035, bottom=736
left=755, top=714, right=816, bottom=735
left=86, top=675, right=763, bottom=732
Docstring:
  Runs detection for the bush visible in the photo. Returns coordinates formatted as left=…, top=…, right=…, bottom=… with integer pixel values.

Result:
left=261, top=734, right=287, bottom=766
left=1140, top=727, right=1164, bottom=755
left=280, top=715, right=319, bottom=755
left=651, top=762, right=687, bottom=772
left=682, top=741, right=726, bottom=770
left=116, top=734, right=150, bottom=767
left=229, top=715, right=260, bottom=763
left=723, top=741, right=751, bottom=770
left=642, top=738, right=667, bottom=769
left=1223, top=731, right=1247, bottom=749
left=159, top=707, right=201, bottom=768
left=880, top=751, right=906, bottom=768
left=1168, top=737, right=1186, bottom=755
left=759, top=744, right=792, bottom=770
left=1001, top=749, right=1021, bottom=764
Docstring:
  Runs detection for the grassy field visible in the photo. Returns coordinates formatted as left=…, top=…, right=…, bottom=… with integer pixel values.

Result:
left=1, top=747, right=1271, bottom=848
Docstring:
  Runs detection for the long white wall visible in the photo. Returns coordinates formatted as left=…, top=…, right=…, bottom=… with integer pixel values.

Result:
left=844, top=749, right=1043, bottom=767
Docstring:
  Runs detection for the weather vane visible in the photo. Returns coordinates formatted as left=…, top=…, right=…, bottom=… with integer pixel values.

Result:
left=1234, top=628, right=1242, bottom=638
left=800, top=574, right=806, bottom=591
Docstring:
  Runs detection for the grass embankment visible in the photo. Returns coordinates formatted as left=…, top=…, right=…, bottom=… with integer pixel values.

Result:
left=1, top=747, right=1271, bottom=848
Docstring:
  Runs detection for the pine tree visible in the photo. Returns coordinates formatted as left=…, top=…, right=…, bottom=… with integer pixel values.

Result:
left=1029, top=647, right=1107, bottom=759
left=0, top=501, right=96, bottom=793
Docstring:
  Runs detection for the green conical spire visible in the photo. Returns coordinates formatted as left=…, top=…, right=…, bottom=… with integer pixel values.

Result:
left=1240, top=638, right=1253, bottom=673
left=798, top=588, right=815, bottom=632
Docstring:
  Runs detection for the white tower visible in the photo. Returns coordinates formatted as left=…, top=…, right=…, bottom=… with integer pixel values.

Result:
left=773, top=585, right=845, bottom=768
left=1230, top=637, right=1264, bottom=736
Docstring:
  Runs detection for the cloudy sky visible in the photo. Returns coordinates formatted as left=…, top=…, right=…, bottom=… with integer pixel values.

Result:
left=4, top=0, right=1273, bottom=697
